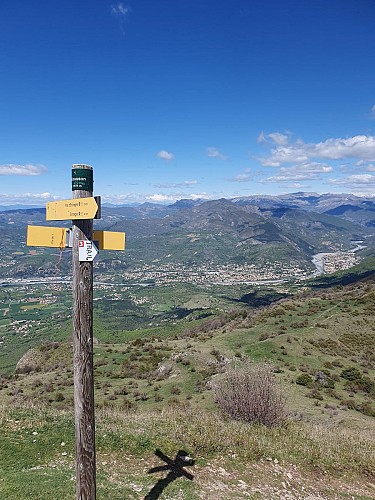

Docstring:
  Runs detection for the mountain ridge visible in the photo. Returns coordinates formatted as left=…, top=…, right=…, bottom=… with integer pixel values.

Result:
left=1, top=193, right=374, bottom=279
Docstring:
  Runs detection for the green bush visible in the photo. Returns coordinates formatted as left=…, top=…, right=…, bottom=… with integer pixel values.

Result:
left=296, top=373, right=313, bottom=387
left=341, top=367, right=362, bottom=382
left=359, top=376, right=375, bottom=395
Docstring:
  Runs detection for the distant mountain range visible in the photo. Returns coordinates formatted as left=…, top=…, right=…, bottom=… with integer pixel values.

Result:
left=2, top=191, right=375, bottom=221
left=233, top=192, right=375, bottom=227
left=233, top=191, right=369, bottom=211
left=0, top=204, right=47, bottom=211
left=1, top=192, right=374, bottom=278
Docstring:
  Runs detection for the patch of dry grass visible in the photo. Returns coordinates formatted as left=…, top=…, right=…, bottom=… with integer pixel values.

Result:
left=91, top=404, right=375, bottom=477
left=0, top=401, right=374, bottom=499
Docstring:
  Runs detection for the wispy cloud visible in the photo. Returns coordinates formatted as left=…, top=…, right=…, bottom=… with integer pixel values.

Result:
left=0, top=164, right=47, bottom=176
left=111, top=3, right=129, bottom=17
left=286, top=183, right=306, bottom=189
left=257, top=131, right=292, bottom=145
left=0, top=192, right=59, bottom=205
left=153, top=180, right=198, bottom=188
left=206, top=147, right=227, bottom=160
left=262, top=174, right=316, bottom=183
left=328, top=174, right=375, bottom=194
left=227, top=169, right=251, bottom=182
left=371, top=105, right=375, bottom=118
left=258, top=131, right=290, bottom=146
left=257, top=131, right=266, bottom=143
left=101, top=191, right=213, bottom=205
left=354, top=161, right=375, bottom=172
left=330, top=173, right=375, bottom=185
left=111, top=3, right=130, bottom=33
left=147, top=192, right=211, bottom=202
left=147, top=194, right=175, bottom=202
left=157, top=150, right=175, bottom=161
left=261, top=162, right=332, bottom=183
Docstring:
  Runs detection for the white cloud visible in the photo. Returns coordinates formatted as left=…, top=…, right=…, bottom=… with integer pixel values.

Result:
left=257, top=132, right=266, bottom=143
left=257, top=131, right=290, bottom=146
left=286, top=183, right=305, bottom=189
left=0, top=192, right=59, bottom=205
left=154, top=180, right=198, bottom=188
left=182, top=180, right=198, bottom=186
left=328, top=174, right=375, bottom=195
left=157, top=150, right=175, bottom=161
left=260, top=134, right=375, bottom=167
left=261, top=162, right=332, bottom=183
left=280, top=162, right=332, bottom=175
left=315, top=136, right=375, bottom=160
left=190, top=193, right=211, bottom=200
left=111, top=3, right=129, bottom=16
left=227, top=169, right=251, bottom=183
left=147, top=194, right=174, bottom=202
left=233, top=173, right=251, bottom=182
left=352, top=161, right=375, bottom=172
left=371, top=105, right=375, bottom=118
left=329, top=174, right=375, bottom=185
left=0, top=164, right=47, bottom=176
left=268, top=132, right=289, bottom=146
left=147, top=192, right=212, bottom=202
left=102, top=193, right=147, bottom=204
left=206, top=147, right=227, bottom=160
left=262, top=174, right=315, bottom=183
left=100, top=191, right=215, bottom=205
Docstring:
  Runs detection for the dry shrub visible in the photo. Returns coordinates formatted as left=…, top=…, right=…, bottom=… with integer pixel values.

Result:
left=213, top=362, right=286, bottom=428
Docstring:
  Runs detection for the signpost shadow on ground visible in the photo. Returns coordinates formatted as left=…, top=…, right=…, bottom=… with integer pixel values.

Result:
left=144, top=449, right=195, bottom=500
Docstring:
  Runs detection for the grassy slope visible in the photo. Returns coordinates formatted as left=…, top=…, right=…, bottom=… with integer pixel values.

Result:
left=0, top=282, right=254, bottom=373
left=0, top=403, right=374, bottom=499
left=1, top=276, right=375, bottom=497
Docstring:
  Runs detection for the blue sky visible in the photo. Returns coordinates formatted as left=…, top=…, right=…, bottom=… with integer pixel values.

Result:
left=1, top=0, right=375, bottom=205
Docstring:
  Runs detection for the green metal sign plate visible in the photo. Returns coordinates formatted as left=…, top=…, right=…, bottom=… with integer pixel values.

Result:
left=72, top=168, right=93, bottom=192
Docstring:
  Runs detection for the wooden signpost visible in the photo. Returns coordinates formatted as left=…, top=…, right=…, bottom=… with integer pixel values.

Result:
left=71, top=164, right=96, bottom=500
left=26, top=164, right=126, bottom=500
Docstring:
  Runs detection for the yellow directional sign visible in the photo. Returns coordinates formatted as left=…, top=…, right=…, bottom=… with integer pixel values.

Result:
left=46, top=197, right=98, bottom=221
left=93, top=231, right=126, bottom=251
left=27, top=225, right=68, bottom=248
left=26, top=226, right=125, bottom=251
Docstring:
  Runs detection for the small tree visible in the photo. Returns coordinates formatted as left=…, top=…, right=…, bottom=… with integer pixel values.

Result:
left=213, top=361, right=286, bottom=427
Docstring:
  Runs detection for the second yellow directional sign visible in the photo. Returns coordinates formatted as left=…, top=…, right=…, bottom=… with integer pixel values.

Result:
left=27, top=226, right=125, bottom=251
left=46, top=197, right=98, bottom=221
left=27, top=225, right=68, bottom=248
left=93, top=231, right=126, bottom=251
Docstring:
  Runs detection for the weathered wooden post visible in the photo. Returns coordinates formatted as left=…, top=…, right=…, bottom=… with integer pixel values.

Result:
left=72, top=164, right=96, bottom=499
left=26, top=166, right=126, bottom=499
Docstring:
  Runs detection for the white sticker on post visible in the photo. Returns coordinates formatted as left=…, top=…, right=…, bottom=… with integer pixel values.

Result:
left=78, top=240, right=98, bottom=261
